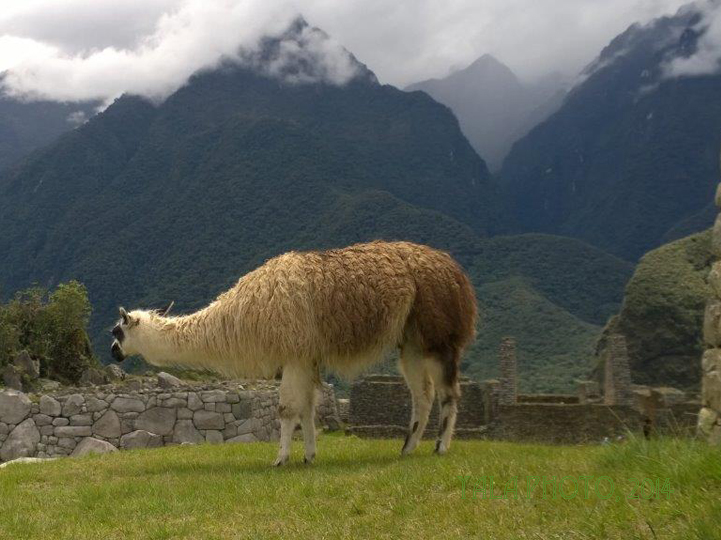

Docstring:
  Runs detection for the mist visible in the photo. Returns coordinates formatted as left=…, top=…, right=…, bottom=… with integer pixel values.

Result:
left=0, top=0, right=707, bottom=105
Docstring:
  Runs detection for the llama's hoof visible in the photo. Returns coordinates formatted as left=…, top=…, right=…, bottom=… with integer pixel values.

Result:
left=434, top=440, right=448, bottom=455
left=303, top=454, right=315, bottom=465
left=273, top=455, right=289, bottom=467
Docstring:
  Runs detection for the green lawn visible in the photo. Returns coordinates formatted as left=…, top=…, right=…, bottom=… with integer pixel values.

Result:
left=0, top=435, right=719, bottom=539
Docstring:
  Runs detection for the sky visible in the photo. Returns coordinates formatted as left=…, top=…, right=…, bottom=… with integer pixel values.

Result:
left=0, top=0, right=714, bottom=104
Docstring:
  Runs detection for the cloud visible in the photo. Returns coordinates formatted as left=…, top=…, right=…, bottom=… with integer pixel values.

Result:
left=0, top=0, right=696, bottom=104
left=0, top=0, right=360, bottom=105
left=665, top=0, right=721, bottom=77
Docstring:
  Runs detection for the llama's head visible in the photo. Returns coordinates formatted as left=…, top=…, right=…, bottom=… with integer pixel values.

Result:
left=111, top=302, right=174, bottom=362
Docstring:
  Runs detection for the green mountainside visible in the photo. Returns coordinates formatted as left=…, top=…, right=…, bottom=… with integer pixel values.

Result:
left=598, top=230, right=712, bottom=391
left=0, top=94, right=97, bottom=172
left=500, top=6, right=721, bottom=260
left=0, top=22, right=636, bottom=391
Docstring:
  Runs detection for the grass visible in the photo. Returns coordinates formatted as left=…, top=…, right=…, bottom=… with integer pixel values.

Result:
left=0, top=434, right=719, bottom=539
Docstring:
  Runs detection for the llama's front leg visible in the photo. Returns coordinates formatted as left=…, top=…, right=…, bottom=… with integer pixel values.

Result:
left=273, top=363, right=317, bottom=467
left=274, top=410, right=297, bottom=467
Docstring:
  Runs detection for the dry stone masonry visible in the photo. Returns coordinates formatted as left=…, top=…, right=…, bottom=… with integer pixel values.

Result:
left=498, top=337, right=517, bottom=406
left=0, top=375, right=340, bottom=463
left=603, top=334, right=634, bottom=406
left=699, top=163, right=721, bottom=445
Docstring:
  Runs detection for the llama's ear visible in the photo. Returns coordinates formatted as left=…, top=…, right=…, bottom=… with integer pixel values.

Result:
left=157, top=301, right=174, bottom=317
left=119, top=307, right=129, bottom=324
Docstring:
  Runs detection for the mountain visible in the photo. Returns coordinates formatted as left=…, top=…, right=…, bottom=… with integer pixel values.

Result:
left=405, top=55, right=565, bottom=170
left=0, top=94, right=97, bottom=171
left=597, top=230, right=712, bottom=391
left=0, top=20, right=496, bottom=354
left=0, top=19, right=632, bottom=392
left=466, top=234, right=633, bottom=392
left=500, top=5, right=721, bottom=260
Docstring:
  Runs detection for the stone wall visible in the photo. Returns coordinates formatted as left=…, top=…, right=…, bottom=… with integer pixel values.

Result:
left=498, top=337, right=517, bottom=405
left=347, top=375, right=486, bottom=437
left=487, top=404, right=644, bottom=444
left=346, top=373, right=697, bottom=444
left=0, top=377, right=340, bottom=462
left=698, top=161, right=721, bottom=444
left=604, top=334, right=635, bottom=406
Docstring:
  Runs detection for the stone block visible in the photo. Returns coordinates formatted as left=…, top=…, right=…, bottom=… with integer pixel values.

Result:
left=0, top=418, right=40, bottom=461
left=93, top=410, right=121, bottom=439
left=119, top=430, right=163, bottom=450
left=188, top=393, right=202, bottom=411
left=227, top=433, right=257, bottom=444
left=698, top=407, right=718, bottom=437
left=86, top=397, right=109, bottom=413
left=62, top=394, right=85, bottom=416
left=235, top=418, right=255, bottom=435
left=70, top=414, right=93, bottom=426
left=157, top=372, right=183, bottom=388
left=58, top=437, right=76, bottom=449
left=39, top=395, right=62, bottom=417
left=54, top=426, right=92, bottom=437
left=111, top=397, right=145, bottom=413
left=52, top=417, right=69, bottom=427
left=71, top=438, right=117, bottom=457
left=232, top=401, right=252, bottom=419
left=161, top=398, right=186, bottom=408
left=215, top=403, right=231, bottom=413
left=135, top=408, right=176, bottom=436
left=0, top=390, right=31, bottom=424
left=205, top=430, right=223, bottom=444
left=178, top=408, right=193, bottom=420
left=33, top=414, right=52, bottom=427
left=193, top=410, right=224, bottom=430
left=705, top=300, right=721, bottom=347
left=201, top=390, right=226, bottom=403
left=172, top=420, right=204, bottom=444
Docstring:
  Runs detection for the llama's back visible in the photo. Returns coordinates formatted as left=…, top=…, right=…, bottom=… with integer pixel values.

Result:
left=214, top=241, right=476, bottom=375
left=302, top=241, right=477, bottom=367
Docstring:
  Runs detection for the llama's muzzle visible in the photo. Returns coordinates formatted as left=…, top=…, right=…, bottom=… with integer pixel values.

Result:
left=111, top=340, right=125, bottom=362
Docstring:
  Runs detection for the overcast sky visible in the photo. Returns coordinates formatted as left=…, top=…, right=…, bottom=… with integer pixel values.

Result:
left=0, top=0, right=711, bottom=104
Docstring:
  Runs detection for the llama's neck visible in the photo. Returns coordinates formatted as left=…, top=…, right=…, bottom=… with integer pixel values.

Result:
left=135, top=310, right=211, bottom=369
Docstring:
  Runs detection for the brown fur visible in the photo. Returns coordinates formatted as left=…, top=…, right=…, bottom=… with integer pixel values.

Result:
left=115, top=241, right=477, bottom=463
left=121, top=240, right=477, bottom=382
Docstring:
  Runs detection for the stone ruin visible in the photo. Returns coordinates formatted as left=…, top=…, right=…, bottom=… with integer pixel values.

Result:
left=0, top=373, right=340, bottom=463
left=347, top=337, right=699, bottom=444
left=603, top=334, right=635, bottom=407
left=498, top=337, right=517, bottom=405
left=698, top=169, right=721, bottom=445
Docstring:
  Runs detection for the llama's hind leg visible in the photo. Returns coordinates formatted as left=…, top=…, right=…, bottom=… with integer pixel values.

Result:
left=428, top=346, right=461, bottom=455
left=399, top=346, right=434, bottom=456
left=274, top=364, right=317, bottom=466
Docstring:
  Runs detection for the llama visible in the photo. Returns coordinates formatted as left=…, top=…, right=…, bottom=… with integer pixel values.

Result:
left=110, top=240, right=477, bottom=465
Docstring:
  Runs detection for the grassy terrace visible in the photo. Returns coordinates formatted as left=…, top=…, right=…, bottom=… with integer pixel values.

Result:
left=0, top=435, right=719, bottom=539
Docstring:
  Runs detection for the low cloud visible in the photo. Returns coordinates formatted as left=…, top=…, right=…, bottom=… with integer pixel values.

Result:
left=665, top=0, right=721, bottom=78
left=0, top=0, right=360, bottom=106
left=0, top=0, right=702, bottom=105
